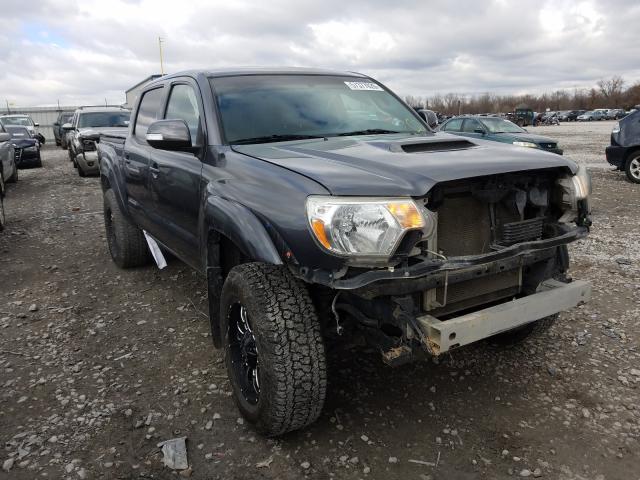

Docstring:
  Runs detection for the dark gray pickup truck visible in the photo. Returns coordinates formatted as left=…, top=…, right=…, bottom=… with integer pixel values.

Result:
left=98, top=68, right=592, bottom=436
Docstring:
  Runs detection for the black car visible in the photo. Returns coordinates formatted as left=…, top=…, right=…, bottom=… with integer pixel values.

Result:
left=606, top=110, right=640, bottom=183
left=97, top=68, right=591, bottom=437
left=5, top=126, right=42, bottom=168
left=559, top=110, right=585, bottom=122
left=53, top=111, right=74, bottom=148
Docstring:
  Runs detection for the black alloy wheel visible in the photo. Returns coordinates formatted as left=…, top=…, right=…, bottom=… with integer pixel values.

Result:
left=227, top=304, right=260, bottom=405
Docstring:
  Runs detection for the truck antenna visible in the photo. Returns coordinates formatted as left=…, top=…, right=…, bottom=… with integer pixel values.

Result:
left=158, top=36, right=165, bottom=75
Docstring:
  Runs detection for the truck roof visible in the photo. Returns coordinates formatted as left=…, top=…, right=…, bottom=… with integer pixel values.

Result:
left=148, top=67, right=369, bottom=85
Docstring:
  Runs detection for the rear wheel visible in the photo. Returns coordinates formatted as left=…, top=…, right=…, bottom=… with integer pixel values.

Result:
left=7, top=162, right=18, bottom=183
left=0, top=195, right=5, bottom=231
left=625, top=153, right=640, bottom=184
left=103, top=189, right=150, bottom=268
left=220, top=263, right=327, bottom=437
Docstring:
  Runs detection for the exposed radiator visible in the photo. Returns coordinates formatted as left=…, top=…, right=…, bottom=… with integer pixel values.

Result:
left=498, top=217, right=544, bottom=245
left=436, top=195, right=491, bottom=256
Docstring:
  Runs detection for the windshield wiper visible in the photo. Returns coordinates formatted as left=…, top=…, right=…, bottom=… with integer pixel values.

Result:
left=230, top=134, right=326, bottom=145
left=332, top=128, right=409, bottom=136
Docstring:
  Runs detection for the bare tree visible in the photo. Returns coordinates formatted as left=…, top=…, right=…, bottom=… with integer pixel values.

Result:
left=597, top=76, right=625, bottom=107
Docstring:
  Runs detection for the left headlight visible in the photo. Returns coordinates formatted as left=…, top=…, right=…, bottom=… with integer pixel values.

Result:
left=513, top=141, right=537, bottom=148
left=306, top=196, right=430, bottom=256
left=557, top=164, right=592, bottom=224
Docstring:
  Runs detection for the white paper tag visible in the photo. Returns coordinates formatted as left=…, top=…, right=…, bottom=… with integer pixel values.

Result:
left=143, top=231, right=168, bottom=269
left=344, top=81, right=384, bottom=91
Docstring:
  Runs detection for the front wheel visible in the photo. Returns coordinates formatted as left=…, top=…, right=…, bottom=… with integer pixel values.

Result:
left=220, top=263, right=327, bottom=437
left=7, top=163, right=18, bottom=183
left=625, top=153, right=640, bottom=184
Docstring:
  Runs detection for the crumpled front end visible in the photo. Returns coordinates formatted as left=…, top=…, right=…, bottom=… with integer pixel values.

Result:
left=298, top=166, right=591, bottom=363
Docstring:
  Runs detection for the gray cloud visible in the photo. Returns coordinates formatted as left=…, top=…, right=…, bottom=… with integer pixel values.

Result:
left=1, top=0, right=639, bottom=106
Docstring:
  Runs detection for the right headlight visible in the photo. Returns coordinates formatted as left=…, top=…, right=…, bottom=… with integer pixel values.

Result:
left=306, top=196, right=433, bottom=257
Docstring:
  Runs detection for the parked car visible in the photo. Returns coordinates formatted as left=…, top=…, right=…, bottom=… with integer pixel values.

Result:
left=0, top=114, right=45, bottom=144
left=559, top=110, right=585, bottom=122
left=577, top=110, right=606, bottom=121
left=439, top=115, right=563, bottom=154
left=5, top=126, right=42, bottom=168
left=53, top=111, right=74, bottom=148
left=0, top=124, right=18, bottom=189
left=64, top=107, right=130, bottom=176
left=605, top=108, right=626, bottom=120
left=605, top=110, right=640, bottom=183
left=98, top=68, right=591, bottom=436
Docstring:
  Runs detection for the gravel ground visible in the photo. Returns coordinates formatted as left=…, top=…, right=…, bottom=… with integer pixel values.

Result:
left=1, top=121, right=638, bottom=480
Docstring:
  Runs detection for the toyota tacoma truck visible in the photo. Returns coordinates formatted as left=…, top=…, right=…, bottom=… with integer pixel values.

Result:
left=98, top=68, right=592, bottom=437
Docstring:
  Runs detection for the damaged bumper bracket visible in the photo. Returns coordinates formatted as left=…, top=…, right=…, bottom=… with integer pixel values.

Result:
left=416, top=279, right=591, bottom=355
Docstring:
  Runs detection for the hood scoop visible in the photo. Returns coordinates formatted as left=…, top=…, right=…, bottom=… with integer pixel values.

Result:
left=399, top=139, right=476, bottom=153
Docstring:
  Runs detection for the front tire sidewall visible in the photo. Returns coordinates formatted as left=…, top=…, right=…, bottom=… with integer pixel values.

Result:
left=220, top=263, right=327, bottom=436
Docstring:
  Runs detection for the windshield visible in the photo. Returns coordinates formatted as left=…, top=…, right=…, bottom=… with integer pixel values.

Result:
left=479, top=117, right=525, bottom=133
left=61, top=113, right=73, bottom=123
left=78, top=112, right=130, bottom=128
left=1, top=116, right=33, bottom=127
left=5, top=126, right=32, bottom=138
left=211, top=75, right=426, bottom=144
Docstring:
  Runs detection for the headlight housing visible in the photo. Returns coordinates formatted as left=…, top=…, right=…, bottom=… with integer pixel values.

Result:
left=513, top=141, right=538, bottom=148
left=557, top=164, right=592, bottom=223
left=612, top=123, right=620, bottom=134
left=306, top=196, right=432, bottom=257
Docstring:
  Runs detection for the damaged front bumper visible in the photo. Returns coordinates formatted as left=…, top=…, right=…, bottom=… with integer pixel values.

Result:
left=417, top=279, right=591, bottom=354
left=312, top=226, right=588, bottom=291
left=76, top=151, right=100, bottom=174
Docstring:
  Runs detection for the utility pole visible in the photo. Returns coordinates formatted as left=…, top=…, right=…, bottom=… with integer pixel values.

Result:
left=158, top=37, right=165, bottom=75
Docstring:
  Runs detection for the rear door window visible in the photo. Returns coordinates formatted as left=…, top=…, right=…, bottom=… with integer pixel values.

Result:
left=135, top=87, right=164, bottom=140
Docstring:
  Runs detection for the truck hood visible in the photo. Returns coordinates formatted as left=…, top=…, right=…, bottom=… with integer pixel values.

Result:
left=233, top=133, right=577, bottom=196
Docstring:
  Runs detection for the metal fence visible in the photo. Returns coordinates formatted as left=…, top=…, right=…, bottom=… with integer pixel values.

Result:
left=0, top=105, right=122, bottom=142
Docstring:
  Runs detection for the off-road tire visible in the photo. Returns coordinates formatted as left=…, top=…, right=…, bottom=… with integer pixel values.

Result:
left=7, top=164, right=18, bottom=183
left=489, top=314, right=558, bottom=347
left=103, top=189, right=150, bottom=268
left=624, top=152, right=640, bottom=184
left=0, top=170, right=5, bottom=198
left=220, top=263, right=327, bottom=437
left=0, top=195, right=5, bottom=231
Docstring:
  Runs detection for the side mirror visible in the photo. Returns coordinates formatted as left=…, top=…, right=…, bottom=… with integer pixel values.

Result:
left=34, top=123, right=40, bottom=127
left=146, top=119, right=192, bottom=151
left=422, top=110, right=438, bottom=129
left=53, top=122, right=59, bottom=126
left=62, top=123, right=73, bottom=130
left=0, top=132, right=10, bottom=142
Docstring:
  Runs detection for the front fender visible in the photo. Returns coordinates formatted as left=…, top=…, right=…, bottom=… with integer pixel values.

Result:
left=202, top=196, right=283, bottom=268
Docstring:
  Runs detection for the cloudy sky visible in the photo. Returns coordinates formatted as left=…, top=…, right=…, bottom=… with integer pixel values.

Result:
left=1, top=0, right=639, bottom=106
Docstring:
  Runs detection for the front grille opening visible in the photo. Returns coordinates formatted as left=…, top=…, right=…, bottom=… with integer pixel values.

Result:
left=401, top=140, right=475, bottom=153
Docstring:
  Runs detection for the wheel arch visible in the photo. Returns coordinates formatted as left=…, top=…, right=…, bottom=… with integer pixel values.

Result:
left=203, top=197, right=284, bottom=348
